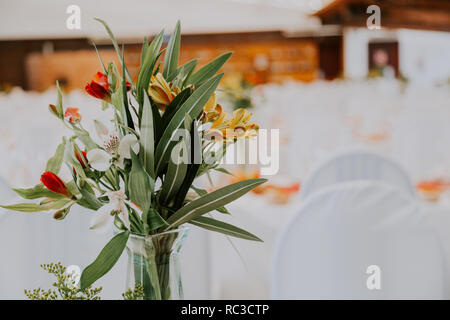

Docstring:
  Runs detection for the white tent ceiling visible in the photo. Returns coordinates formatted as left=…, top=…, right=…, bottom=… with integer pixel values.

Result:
left=0, top=0, right=324, bottom=40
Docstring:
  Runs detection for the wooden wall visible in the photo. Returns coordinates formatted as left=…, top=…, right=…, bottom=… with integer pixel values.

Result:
left=0, top=31, right=337, bottom=92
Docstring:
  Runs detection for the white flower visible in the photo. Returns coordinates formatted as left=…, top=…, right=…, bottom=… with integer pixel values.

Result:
left=90, top=190, right=135, bottom=233
left=86, top=133, right=139, bottom=171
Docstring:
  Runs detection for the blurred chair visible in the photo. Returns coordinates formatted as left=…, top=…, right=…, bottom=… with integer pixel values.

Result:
left=272, top=181, right=447, bottom=299
left=301, top=149, right=416, bottom=199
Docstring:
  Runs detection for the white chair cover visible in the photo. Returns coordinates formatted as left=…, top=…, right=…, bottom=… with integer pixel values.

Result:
left=272, top=181, right=447, bottom=299
left=301, top=149, right=416, bottom=199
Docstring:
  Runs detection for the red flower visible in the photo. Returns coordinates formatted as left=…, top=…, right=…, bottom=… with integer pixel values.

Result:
left=40, top=172, right=73, bottom=198
left=85, top=72, right=111, bottom=102
left=64, top=107, right=81, bottom=123
left=74, top=149, right=89, bottom=169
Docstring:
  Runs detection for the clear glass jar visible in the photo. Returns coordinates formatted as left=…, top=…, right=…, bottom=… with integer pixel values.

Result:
left=125, top=227, right=189, bottom=300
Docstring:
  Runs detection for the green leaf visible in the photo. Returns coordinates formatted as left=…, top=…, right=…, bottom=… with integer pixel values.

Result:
left=80, top=230, right=130, bottom=290
left=160, top=87, right=192, bottom=131
left=159, top=140, right=188, bottom=205
left=163, top=20, right=181, bottom=79
left=128, top=150, right=153, bottom=211
left=154, top=73, right=223, bottom=175
left=147, top=208, right=168, bottom=232
left=185, top=52, right=232, bottom=87
left=150, top=98, right=163, bottom=145
left=72, top=126, right=98, bottom=151
left=120, top=48, right=134, bottom=131
left=78, top=187, right=103, bottom=211
left=94, top=18, right=134, bottom=90
left=0, top=199, right=71, bottom=212
left=140, top=94, right=155, bottom=178
left=92, top=42, right=107, bottom=74
left=213, top=167, right=235, bottom=177
left=173, top=121, right=202, bottom=209
left=165, top=178, right=266, bottom=229
left=12, top=184, right=64, bottom=200
left=168, top=59, right=198, bottom=83
left=136, top=30, right=164, bottom=108
left=190, top=186, right=229, bottom=214
left=55, top=81, right=64, bottom=119
left=190, top=216, right=262, bottom=241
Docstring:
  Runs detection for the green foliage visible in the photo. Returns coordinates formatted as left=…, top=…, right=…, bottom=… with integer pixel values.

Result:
left=45, top=137, right=66, bottom=174
left=166, top=178, right=267, bottom=229
left=190, top=216, right=262, bottom=241
left=185, top=52, right=232, bottom=87
left=163, top=20, right=181, bottom=79
left=80, top=231, right=130, bottom=290
left=4, top=19, right=266, bottom=292
left=122, top=284, right=145, bottom=300
left=12, top=184, right=64, bottom=200
left=154, top=73, right=223, bottom=175
left=25, top=262, right=102, bottom=300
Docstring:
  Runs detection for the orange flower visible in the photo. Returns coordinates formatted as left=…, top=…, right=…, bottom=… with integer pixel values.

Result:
left=64, top=107, right=81, bottom=123
left=85, top=72, right=111, bottom=102
left=40, top=172, right=73, bottom=198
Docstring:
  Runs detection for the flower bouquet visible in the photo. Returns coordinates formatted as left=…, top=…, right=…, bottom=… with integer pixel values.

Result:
left=1, top=19, right=266, bottom=300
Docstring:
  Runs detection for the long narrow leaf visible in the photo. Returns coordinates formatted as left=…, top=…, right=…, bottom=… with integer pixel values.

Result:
left=190, top=216, right=262, bottom=241
left=121, top=48, right=134, bottom=130
left=160, top=87, right=192, bottom=130
left=92, top=42, right=107, bottom=73
left=154, top=74, right=223, bottom=175
left=136, top=31, right=164, bottom=108
left=140, top=94, right=155, bottom=177
left=168, top=59, right=198, bottom=83
left=191, top=186, right=229, bottom=214
left=128, top=150, right=153, bottom=211
left=185, top=52, right=231, bottom=87
left=12, top=184, right=64, bottom=200
left=166, top=178, right=266, bottom=229
left=159, top=140, right=188, bottom=205
left=0, top=199, right=71, bottom=212
left=94, top=18, right=134, bottom=90
left=173, top=121, right=202, bottom=208
left=80, top=231, right=130, bottom=289
left=163, top=20, right=181, bottom=79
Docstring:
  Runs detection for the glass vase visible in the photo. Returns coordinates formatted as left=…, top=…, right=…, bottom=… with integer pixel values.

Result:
left=125, top=227, right=189, bottom=300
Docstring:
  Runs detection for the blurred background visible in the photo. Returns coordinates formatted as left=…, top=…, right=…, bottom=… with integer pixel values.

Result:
left=0, top=0, right=449, bottom=299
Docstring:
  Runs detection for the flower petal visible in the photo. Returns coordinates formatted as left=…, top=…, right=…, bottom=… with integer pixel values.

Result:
left=118, top=134, right=139, bottom=159
left=89, top=203, right=115, bottom=234
left=86, top=149, right=111, bottom=171
left=204, top=93, right=216, bottom=112
left=94, top=120, right=109, bottom=140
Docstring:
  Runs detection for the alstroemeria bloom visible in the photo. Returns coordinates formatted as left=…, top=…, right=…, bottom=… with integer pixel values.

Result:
left=204, top=108, right=259, bottom=141
left=86, top=133, right=139, bottom=171
left=85, top=72, right=111, bottom=102
left=40, top=171, right=73, bottom=198
left=64, top=107, right=81, bottom=124
left=201, top=93, right=223, bottom=123
left=148, top=73, right=178, bottom=111
left=90, top=190, right=136, bottom=233
left=74, top=149, right=88, bottom=169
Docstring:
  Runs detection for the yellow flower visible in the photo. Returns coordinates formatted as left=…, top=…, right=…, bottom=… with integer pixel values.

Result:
left=204, top=108, right=259, bottom=142
left=210, top=111, right=228, bottom=129
left=204, top=93, right=216, bottom=112
left=148, top=73, right=176, bottom=111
